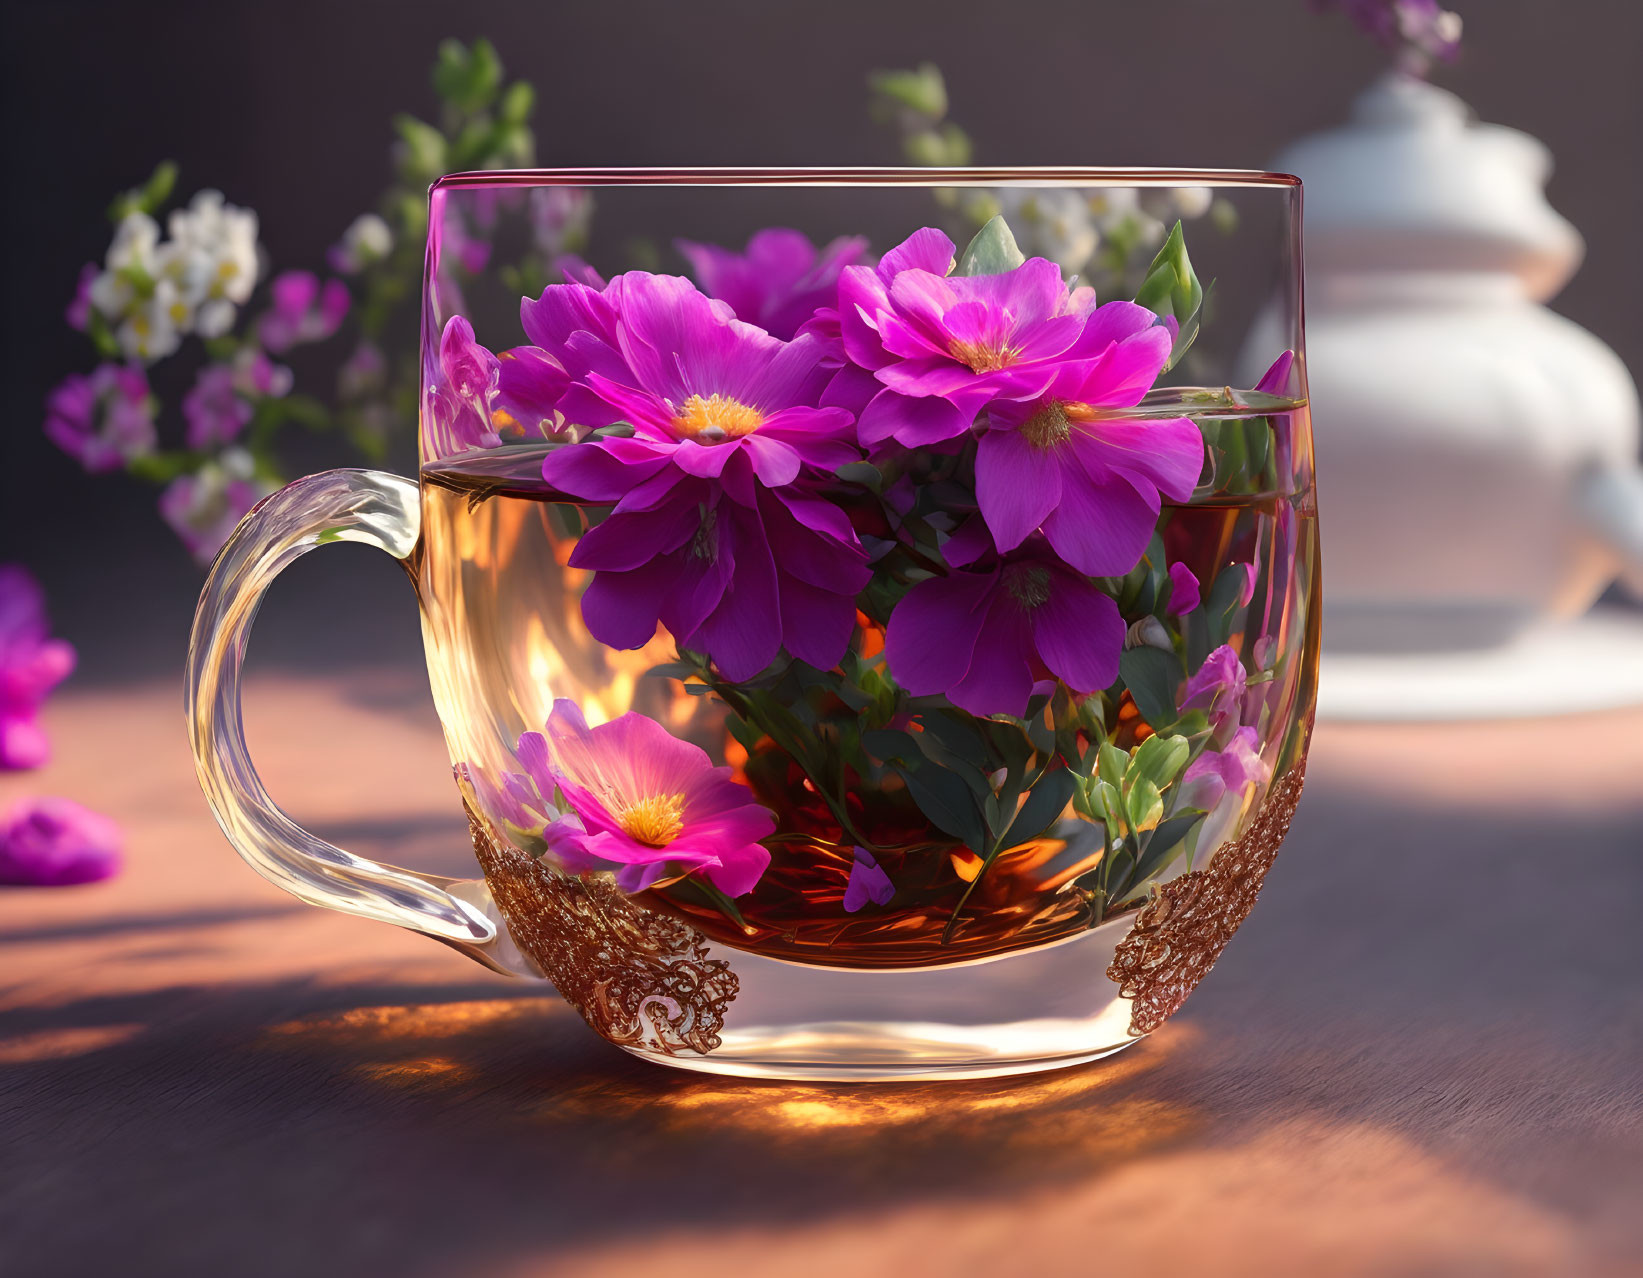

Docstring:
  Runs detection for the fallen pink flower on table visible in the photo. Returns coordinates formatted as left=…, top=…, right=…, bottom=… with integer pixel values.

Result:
left=0, top=566, right=76, bottom=771
left=0, top=796, right=122, bottom=886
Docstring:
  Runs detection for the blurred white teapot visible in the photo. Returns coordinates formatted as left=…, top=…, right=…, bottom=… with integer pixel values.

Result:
left=1244, top=73, right=1643, bottom=658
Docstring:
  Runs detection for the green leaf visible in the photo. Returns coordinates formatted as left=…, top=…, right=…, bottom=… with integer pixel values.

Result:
left=1120, top=646, right=1185, bottom=730
left=498, top=80, right=535, bottom=126
left=892, top=761, right=987, bottom=854
left=1097, top=741, right=1128, bottom=792
left=954, top=215, right=1026, bottom=277
left=1125, top=777, right=1164, bottom=832
left=862, top=728, right=919, bottom=764
left=1133, top=221, right=1202, bottom=322
left=835, top=459, right=884, bottom=490
left=393, top=115, right=447, bottom=180
left=1127, top=733, right=1190, bottom=793
left=1000, top=767, right=1076, bottom=848
left=867, top=63, right=948, bottom=120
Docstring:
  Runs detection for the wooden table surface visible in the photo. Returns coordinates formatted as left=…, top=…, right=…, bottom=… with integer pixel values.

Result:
left=2, top=670, right=1640, bottom=1278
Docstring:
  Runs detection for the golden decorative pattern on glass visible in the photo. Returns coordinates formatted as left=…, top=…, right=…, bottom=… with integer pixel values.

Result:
left=1106, top=761, right=1307, bottom=1036
left=466, top=807, right=739, bottom=1056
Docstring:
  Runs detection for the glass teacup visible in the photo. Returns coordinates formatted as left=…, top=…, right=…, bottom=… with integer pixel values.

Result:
left=188, top=169, right=1317, bottom=1080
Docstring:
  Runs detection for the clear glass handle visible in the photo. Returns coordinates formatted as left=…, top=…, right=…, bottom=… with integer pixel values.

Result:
left=185, top=468, right=497, bottom=946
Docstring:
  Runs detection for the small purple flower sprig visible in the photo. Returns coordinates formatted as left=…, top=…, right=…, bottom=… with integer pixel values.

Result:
left=441, top=214, right=1304, bottom=933
left=44, top=39, right=569, bottom=566
left=1310, top=0, right=1462, bottom=76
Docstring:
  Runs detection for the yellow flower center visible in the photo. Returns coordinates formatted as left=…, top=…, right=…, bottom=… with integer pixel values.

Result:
left=949, top=339, right=1018, bottom=374
left=616, top=793, right=686, bottom=848
left=672, top=394, right=765, bottom=442
left=1020, top=399, right=1099, bottom=449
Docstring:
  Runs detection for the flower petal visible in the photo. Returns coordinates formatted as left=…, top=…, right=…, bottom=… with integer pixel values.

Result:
left=976, top=428, right=1065, bottom=553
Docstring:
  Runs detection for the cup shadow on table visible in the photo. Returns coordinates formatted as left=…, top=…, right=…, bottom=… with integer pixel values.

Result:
left=1, top=788, right=1639, bottom=1277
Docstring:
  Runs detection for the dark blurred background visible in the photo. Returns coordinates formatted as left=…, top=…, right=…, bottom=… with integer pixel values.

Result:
left=3, top=0, right=1640, bottom=684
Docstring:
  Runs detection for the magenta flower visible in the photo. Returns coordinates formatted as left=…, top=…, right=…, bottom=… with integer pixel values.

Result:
left=534, top=272, right=870, bottom=678
left=0, top=566, right=76, bottom=772
left=0, top=796, right=122, bottom=886
left=258, top=271, right=349, bottom=354
left=44, top=364, right=157, bottom=473
left=159, top=452, right=267, bottom=565
left=1179, top=727, right=1269, bottom=814
left=976, top=311, right=1202, bottom=575
left=520, top=699, right=772, bottom=896
left=1255, top=349, right=1296, bottom=397
left=429, top=315, right=503, bottom=451
left=678, top=228, right=870, bottom=342
left=1167, top=562, right=1201, bottom=615
left=183, top=363, right=252, bottom=449
left=884, top=539, right=1124, bottom=718
left=233, top=347, right=294, bottom=399
left=838, top=228, right=1122, bottom=448
left=1181, top=644, right=1249, bottom=736
left=843, top=846, right=895, bottom=912
left=1311, top=0, right=1461, bottom=65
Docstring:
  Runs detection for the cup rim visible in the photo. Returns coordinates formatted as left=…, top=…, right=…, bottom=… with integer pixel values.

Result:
left=430, top=166, right=1301, bottom=192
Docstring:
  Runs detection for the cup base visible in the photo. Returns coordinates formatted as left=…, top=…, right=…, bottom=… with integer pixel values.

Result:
left=613, top=919, right=1146, bottom=1082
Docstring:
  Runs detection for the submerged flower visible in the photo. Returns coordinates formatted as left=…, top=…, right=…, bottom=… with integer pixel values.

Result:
left=520, top=699, right=772, bottom=896
left=182, top=363, right=252, bottom=449
left=159, top=448, right=271, bottom=565
left=1178, top=726, right=1270, bottom=816
left=43, top=364, right=157, bottom=472
left=884, top=540, right=1124, bottom=718
left=1181, top=644, right=1249, bottom=737
left=838, top=228, right=1118, bottom=448
left=977, top=305, right=1202, bottom=574
left=258, top=271, right=349, bottom=353
left=0, top=796, right=122, bottom=886
left=678, top=228, right=870, bottom=341
left=535, top=272, right=870, bottom=677
left=0, top=566, right=76, bottom=771
left=843, top=846, right=895, bottom=912
left=1167, top=562, right=1201, bottom=615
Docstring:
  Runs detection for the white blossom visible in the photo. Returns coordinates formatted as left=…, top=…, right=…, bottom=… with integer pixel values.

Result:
left=330, top=213, right=393, bottom=274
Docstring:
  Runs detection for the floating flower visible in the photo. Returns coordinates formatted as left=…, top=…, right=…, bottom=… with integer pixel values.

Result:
left=519, top=699, right=772, bottom=895
left=43, top=364, right=157, bottom=473
left=159, top=448, right=271, bottom=565
left=258, top=271, right=349, bottom=354
left=534, top=272, right=870, bottom=677
left=843, top=846, right=895, bottom=912
left=182, top=363, right=252, bottom=449
left=0, top=566, right=76, bottom=772
left=0, top=797, right=122, bottom=886
left=328, top=213, right=393, bottom=275
left=838, top=228, right=1121, bottom=448
left=1167, top=562, right=1201, bottom=615
left=884, top=539, right=1124, bottom=718
left=678, top=228, right=870, bottom=341
left=976, top=306, right=1202, bottom=574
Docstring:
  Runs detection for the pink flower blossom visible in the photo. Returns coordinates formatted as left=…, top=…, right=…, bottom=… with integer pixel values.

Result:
left=159, top=452, right=267, bottom=565
left=43, top=364, right=157, bottom=473
left=0, top=796, right=122, bottom=886
left=1178, top=726, right=1270, bottom=814
left=837, top=228, right=1125, bottom=448
left=183, top=363, right=252, bottom=449
left=0, top=566, right=76, bottom=771
left=884, top=538, right=1124, bottom=718
left=520, top=699, right=773, bottom=896
left=843, top=846, right=895, bottom=912
left=1167, top=562, right=1201, bottom=615
left=1180, top=644, right=1249, bottom=736
left=258, top=271, right=349, bottom=353
left=678, top=228, right=870, bottom=342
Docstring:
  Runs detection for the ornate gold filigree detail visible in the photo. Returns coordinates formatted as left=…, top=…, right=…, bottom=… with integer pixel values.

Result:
left=1107, top=762, right=1307, bottom=1036
left=466, top=808, right=738, bottom=1056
